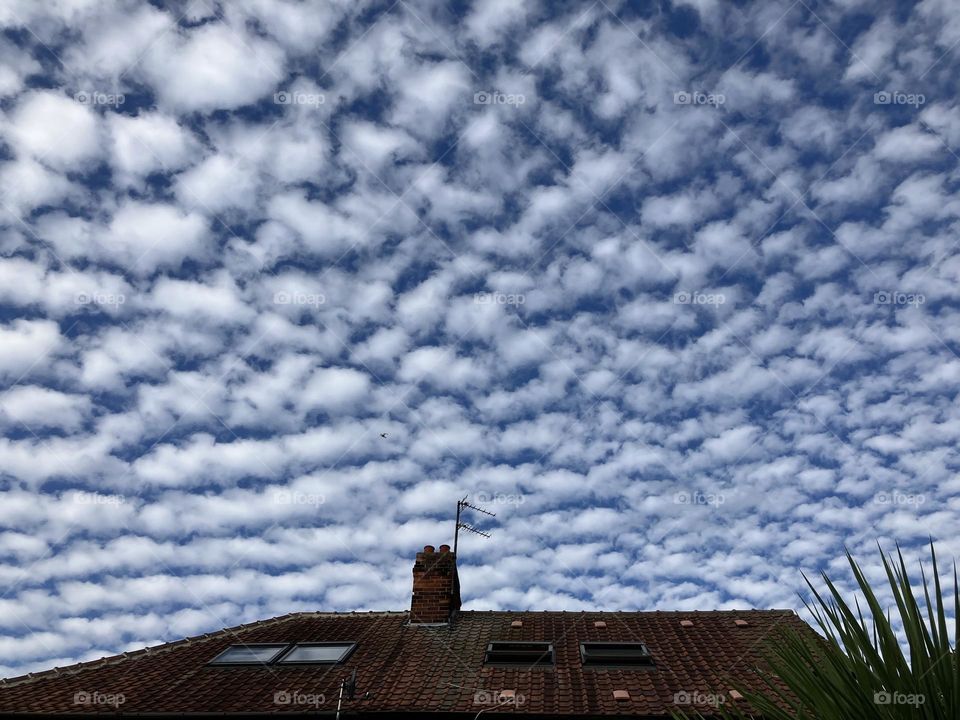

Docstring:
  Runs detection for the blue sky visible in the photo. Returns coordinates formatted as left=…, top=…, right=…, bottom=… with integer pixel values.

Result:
left=1, top=0, right=958, bottom=677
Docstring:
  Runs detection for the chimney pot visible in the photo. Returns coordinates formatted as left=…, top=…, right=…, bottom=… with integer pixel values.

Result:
left=439, top=544, right=451, bottom=553
left=410, top=544, right=460, bottom=624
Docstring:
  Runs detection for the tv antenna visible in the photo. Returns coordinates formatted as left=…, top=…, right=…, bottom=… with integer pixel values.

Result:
left=454, top=495, right=495, bottom=553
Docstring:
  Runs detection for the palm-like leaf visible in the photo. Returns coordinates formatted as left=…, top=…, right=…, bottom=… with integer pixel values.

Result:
left=673, top=542, right=958, bottom=719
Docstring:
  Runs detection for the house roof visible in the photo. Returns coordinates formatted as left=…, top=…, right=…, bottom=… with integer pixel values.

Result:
left=0, top=609, right=813, bottom=717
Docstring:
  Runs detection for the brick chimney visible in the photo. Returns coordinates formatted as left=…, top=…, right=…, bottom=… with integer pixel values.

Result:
left=410, top=544, right=460, bottom=624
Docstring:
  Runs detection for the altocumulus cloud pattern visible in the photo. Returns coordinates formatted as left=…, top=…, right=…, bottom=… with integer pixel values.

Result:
left=0, top=0, right=958, bottom=677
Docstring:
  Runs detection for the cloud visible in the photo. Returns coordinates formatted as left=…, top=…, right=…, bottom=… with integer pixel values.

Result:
left=141, top=22, right=285, bottom=112
left=0, top=0, right=959, bottom=682
left=4, top=91, right=100, bottom=170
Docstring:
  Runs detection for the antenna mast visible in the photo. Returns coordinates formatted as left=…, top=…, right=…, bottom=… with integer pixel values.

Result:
left=453, top=495, right=495, bottom=554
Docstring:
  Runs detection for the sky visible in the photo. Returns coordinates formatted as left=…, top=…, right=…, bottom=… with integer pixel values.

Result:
left=0, top=0, right=958, bottom=678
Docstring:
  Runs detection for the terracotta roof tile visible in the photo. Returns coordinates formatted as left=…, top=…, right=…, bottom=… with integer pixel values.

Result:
left=0, top=609, right=813, bottom=717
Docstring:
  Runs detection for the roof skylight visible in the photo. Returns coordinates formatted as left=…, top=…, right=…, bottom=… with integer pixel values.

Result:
left=208, top=644, right=289, bottom=665
left=579, top=642, right=653, bottom=666
left=483, top=641, right=554, bottom=666
left=276, top=642, right=356, bottom=664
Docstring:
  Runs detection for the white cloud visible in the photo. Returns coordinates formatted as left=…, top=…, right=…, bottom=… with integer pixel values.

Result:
left=4, top=90, right=100, bottom=169
left=141, top=23, right=285, bottom=112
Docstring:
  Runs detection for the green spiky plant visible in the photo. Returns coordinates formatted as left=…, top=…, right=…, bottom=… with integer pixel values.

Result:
left=674, top=542, right=958, bottom=719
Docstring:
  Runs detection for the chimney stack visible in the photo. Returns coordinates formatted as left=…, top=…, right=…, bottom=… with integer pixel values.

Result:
left=410, top=544, right=460, bottom=624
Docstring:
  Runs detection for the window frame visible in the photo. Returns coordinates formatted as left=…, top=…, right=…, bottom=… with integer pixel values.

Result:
left=275, top=642, right=358, bottom=665
left=579, top=641, right=654, bottom=668
left=483, top=641, right=555, bottom=667
left=207, top=643, right=291, bottom=666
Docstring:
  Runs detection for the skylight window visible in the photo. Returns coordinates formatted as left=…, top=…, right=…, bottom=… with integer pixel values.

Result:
left=580, top=642, right=653, bottom=666
left=483, top=641, right=554, bottom=666
left=208, top=644, right=289, bottom=665
left=276, top=642, right=357, bottom=664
